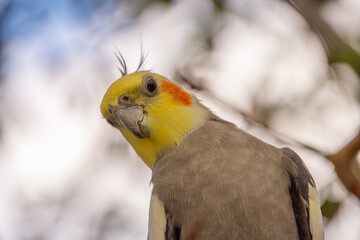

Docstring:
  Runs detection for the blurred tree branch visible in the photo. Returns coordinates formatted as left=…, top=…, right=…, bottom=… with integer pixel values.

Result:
left=177, top=70, right=326, bottom=154
left=282, top=0, right=360, bottom=199
left=327, top=132, right=360, bottom=198
left=177, top=70, right=360, bottom=199
left=284, top=0, right=360, bottom=77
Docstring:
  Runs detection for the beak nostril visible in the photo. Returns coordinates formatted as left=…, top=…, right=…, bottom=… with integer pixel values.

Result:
left=119, top=94, right=130, bottom=104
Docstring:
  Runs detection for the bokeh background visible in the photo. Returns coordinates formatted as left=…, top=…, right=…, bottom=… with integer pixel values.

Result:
left=0, top=0, right=359, bottom=239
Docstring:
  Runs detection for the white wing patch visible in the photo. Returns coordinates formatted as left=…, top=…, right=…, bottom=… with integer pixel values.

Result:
left=149, top=193, right=167, bottom=240
left=308, top=183, right=324, bottom=240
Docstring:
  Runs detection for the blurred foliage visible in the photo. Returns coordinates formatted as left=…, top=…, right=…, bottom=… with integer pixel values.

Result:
left=329, top=43, right=360, bottom=78
left=252, top=102, right=278, bottom=127
left=212, top=0, right=226, bottom=11
left=321, top=201, right=340, bottom=220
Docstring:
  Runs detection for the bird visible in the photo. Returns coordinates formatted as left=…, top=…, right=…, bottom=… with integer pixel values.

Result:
left=100, top=55, right=324, bottom=240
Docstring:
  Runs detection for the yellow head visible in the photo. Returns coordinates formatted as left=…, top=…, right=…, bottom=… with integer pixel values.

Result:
left=100, top=71, right=208, bottom=168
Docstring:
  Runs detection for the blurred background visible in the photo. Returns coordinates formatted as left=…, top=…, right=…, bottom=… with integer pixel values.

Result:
left=0, top=0, right=359, bottom=239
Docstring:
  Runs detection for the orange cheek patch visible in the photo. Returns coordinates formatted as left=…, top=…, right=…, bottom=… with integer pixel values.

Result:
left=162, top=80, right=192, bottom=106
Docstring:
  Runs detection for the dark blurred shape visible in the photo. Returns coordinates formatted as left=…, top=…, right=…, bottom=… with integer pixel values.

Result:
left=212, top=0, right=226, bottom=11
left=321, top=200, right=340, bottom=220
left=252, top=100, right=280, bottom=128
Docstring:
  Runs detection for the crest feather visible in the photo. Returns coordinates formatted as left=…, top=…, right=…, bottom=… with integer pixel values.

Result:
left=113, top=47, right=147, bottom=76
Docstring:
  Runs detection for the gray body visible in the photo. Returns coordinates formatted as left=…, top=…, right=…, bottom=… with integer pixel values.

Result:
left=151, top=113, right=320, bottom=240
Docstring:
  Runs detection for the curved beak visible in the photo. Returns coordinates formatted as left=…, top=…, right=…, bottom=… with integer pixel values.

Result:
left=108, top=105, right=150, bottom=139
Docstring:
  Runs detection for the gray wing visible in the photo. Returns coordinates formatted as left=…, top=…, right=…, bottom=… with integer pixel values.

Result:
left=282, top=148, right=324, bottom=240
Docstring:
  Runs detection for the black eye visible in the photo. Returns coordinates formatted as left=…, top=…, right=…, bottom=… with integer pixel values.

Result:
left=146, top=79, right=157, bottom=92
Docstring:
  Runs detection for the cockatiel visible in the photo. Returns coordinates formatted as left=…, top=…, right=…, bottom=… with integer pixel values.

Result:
left=100, top=62, right=324, bottom=240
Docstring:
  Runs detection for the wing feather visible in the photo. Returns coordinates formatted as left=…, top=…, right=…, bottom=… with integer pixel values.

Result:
left=282, top=148, right=324, bottom=240
left=308, top=183, right=324, bottom=240
left=148, top=193, right=167, bottom=240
